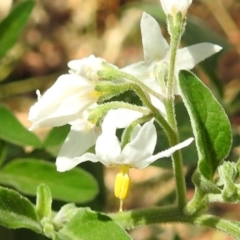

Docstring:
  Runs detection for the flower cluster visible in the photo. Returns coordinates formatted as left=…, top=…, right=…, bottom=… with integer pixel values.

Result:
left=28, top=0, right=222, bottom=211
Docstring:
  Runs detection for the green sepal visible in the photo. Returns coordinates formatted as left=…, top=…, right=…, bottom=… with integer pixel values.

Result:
left=167, top=11, right=184, bottom=38
left=96, top=82, right=132, bottom=103
left=88, top=101, right=145, bottom=126
left=36, top=184, right=52, bottom=220
left=53, top=203, right=80, bottom=231
left=178, top=70, right=232, bottom=180
left=218, top=162, right=238, bottom=202
left=97, top=62, right=119, bottom=80
left=192, top=171, right=221, bottom=195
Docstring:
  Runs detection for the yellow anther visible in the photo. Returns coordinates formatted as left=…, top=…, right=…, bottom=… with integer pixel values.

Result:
left=89, top=90, right=101, bottom=99
left=114, top=165, right=130, bottom=202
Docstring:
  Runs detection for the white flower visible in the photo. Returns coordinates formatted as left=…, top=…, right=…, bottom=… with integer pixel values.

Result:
left=56, top=108, right=193, bottom=210
left=28, top=56, right=103, bottom=130
left=56, top=108, right=145, bottom=172
left=160, top=0, right=192, bottom=16
left=68, top=55, right=105, bottom=81
left=96, top=115, right=193, bottom=207
left=122, top=12, right=222, bottom=104
left=95, top=117, right=193, bottom=169
left=56, top=108, right=193, bottom=170
left=56, top=111, right=101, bottom=172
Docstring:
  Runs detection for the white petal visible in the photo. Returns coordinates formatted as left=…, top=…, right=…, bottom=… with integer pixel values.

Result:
left=28, top=74, right=96, bottom=129
left=122, top=120, right=157, bottom=166
left=128, top=124, right=141, bottom=140
left=29, top=74, right=90, bottom=119
left=95, top=132, right=123, bottom=166
left=141, top=12, right=169, bottom=63
left=29, top=90, right=96, bottom=129
left=149, top=95, right=167, bottom=116
left=56, top=152, right=99, bottom=172
left=101, top=108, right=144, bottom=135
left=160, top=0, right=192, bottom=15
left=68, top=55, right=104, bottom=79
left=55, top=122, right=98, bottom=172
left=176, top=43, right=222, bottom=71
left=122, top=61, right=151, bottom=83
left=136, top=137, right=194, bottom=168
left=122, top=62, right=163, bottom=95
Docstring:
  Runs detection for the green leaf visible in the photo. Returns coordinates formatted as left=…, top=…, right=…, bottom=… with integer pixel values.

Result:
left=0, top=159, right=99, bottom=203
left=0, top=1, right=34, bottom=59
left=58, top=209, right=132, bottom=240
left=0, top=105, right=41, bottom=148
left=4, top=142, right=25, bottom=162
left=178, top=70, right=232, bottom=179
left=0, top=140, right=7, bottom=167
left=0, top=186, right=41, bottom=233
left=43, top=125, right=70, bottom=156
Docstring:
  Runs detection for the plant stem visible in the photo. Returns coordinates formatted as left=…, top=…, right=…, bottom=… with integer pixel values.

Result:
left=132, top=83, right=173, bottom=136
left=119, top=71, right=164, bottom=101
left=109, top=208, right=240, bottom=239
left=103, top=82, right=173, bottom=136
left=109, top=205, right=184, bottom=228
left=165, top=15, right=186, bottom=209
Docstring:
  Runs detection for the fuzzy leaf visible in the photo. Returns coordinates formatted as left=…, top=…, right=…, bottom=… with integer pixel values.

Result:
left=0, top=159, right=99, bottom=203
left=0, top=186, right=41, bottom=233
left=58, top=209, right=132, bottom=240
left=178, top=70, right=232, bottom=179
left=0, top=105, right=41, bottom=147
left=43, top=125, right=70, bottom=156
left=0, top=1, right=34, bottom=59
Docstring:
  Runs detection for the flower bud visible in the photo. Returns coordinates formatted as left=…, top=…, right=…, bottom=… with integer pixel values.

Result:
left=160, top=0, right=192, bottom=17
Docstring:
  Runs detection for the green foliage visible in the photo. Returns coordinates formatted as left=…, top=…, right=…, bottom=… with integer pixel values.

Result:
left=0, top=140, right=7, bottom=167
left=0, top=105, right=41, bottom=148
left=179, top=70, right=232, bottom=180
left=0, top=1, right=34, bottom=60
left=0, top=159, right=99, bottom=203
left=0, top=186, right=41, bottom=232
left=43, top=125, right=70, bottom=156
left=0, top=0, right=239, bottom=239
left=57, top=209, right=132, bottom=240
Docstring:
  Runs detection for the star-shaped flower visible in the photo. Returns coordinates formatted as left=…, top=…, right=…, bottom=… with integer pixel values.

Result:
left=56, top=108, right=194, bottom=210
left=122, top=12, right=222, bottom=109
left=56, top=108, right=145, bottom=172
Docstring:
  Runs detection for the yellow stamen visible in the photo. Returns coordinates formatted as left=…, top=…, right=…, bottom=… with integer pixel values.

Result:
left=89, top=90, right=101, bottom=99
left=114, top=165, right=130, bottom=211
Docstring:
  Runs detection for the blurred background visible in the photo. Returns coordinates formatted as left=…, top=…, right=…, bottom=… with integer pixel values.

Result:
left=0, top=0, right=240, bottom=239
